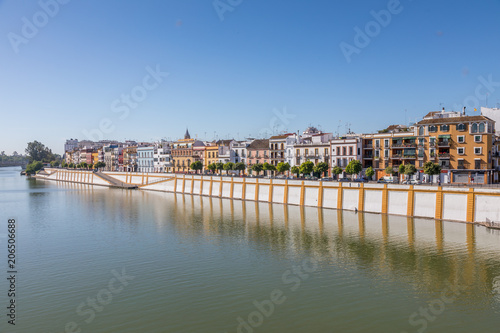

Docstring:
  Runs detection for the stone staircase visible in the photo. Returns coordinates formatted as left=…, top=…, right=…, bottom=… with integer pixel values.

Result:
left=95, top=172, right=138, bottom=189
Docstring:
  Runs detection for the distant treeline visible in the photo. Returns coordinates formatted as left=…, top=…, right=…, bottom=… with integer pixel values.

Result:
left=0, top=152, right=28, bottom=167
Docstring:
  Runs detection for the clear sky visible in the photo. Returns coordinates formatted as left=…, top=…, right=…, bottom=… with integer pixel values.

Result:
left=1, top=0, right=500, bottom=155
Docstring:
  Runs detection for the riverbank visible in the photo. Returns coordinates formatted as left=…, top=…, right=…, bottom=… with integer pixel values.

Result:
left=34, top=168, right=500, bottom=224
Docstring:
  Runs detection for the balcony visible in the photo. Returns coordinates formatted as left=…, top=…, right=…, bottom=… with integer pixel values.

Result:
left=392, top=143, right=417, bottom=148
left=363, top=155, right=373, bottom=159
left=363, top=144, right=373, bottom=149
left=391, top=154, right=416, bottom=159
left=437, top=141, right=450, bottom=147
left=438, top=153, right=450, bottom=159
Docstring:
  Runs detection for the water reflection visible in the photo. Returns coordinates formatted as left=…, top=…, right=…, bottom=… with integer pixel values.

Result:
left=143, top=192, right=500, bottom=308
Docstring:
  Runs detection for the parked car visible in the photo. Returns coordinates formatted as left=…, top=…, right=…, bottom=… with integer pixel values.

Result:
left=410, top=179, right=422, bottom=185
left=305, top=176, right=318, bottom=180
left=320, top=177, right=334, bottom=181
left=377, top=178, right=387, bottom=183
left=338, top=177, right=350, bottom=182
left=354, top=177, right=368, bottom=182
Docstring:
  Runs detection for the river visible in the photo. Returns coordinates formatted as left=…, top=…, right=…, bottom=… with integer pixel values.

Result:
left=1, top=166, right=499, bottom=333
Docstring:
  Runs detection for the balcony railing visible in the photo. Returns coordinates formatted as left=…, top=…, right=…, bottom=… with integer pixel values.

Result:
left=437, top=141, right=450, bottom=147
left=391, top=143, right=417, bottom=148
left=438, top=153, right=450, bottom=158
left=391, top=154, right=416, bottom=159
left=363, top=145, right=373, bottom=149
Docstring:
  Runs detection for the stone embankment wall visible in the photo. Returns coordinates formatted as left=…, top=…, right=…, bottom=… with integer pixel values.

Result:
left=39, top=169, right=500, bottom=223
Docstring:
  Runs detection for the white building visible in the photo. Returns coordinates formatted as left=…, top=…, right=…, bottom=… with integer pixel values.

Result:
left=481, top=107, right=500, bottom=135
left=330, top=136, right=363, bottom=175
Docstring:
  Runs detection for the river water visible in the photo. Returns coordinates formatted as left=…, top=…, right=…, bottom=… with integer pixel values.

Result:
left=1, top=166, right=499, bottom=333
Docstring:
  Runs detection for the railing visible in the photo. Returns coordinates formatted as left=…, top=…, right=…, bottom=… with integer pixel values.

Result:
left=392, top=143, right=417, bottom=148
left=438, top=141, right=450, bottom=147
left=391, top=155, right=416, bottom=159
left=438, top=153, right=450, bottom=158
left=363, top=145, right=373, bottom=149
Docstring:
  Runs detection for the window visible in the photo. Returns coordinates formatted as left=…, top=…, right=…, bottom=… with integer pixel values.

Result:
left=375, top=140, right=380, bottom=148
left=475, top=160, right=481, bottom=170
left=296, top=149, right=300, bottom=157
left=384, top=139, right=389, bottom=148
left=305, top=149, right=308, bottom=156
left=349, top=147, right=353, bottom=155
left=474, top=147, right=482, bottom=155
left=375, top=150, right=380, bottom=158
left=418, top=126, right=424, bottom=136
left=336, top=147, right=340, bottom=155
left=457, top=147, right=465, bottom=155
left=342, top=147, right=346, bottom=155
left=440, top=125, right=450, bottom=132
left=429, top=125, right=437, bottom=132
left=479, top=123, right=485, bottom=133
left=418, top=138, right=424, bottom=145
left=324, top=148, right=328, bottom=156
left=457, top=136, right=465, bottom=143
left=315, top=148, right=318, bottom=156
left=474, top=135, right=482, bottom=142
left=471, top=123, right=478, bottom=133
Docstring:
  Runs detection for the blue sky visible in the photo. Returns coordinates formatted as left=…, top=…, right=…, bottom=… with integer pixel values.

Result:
left=1, top=0, right=500, bottom=155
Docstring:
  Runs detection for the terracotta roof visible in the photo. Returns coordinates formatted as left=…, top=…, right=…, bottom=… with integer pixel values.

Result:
left=247, top=139, right=269, bottom=149
left=416, top=115, right=492, bottom=125
left=269, top=133, right=294, bottom=140
left=216, top=139, right=233, bottom=146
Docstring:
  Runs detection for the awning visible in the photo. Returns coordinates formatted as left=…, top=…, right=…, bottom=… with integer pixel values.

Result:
left=438, top=135, right=451, bottom=139
left=403, top=137, right=416, bottom=140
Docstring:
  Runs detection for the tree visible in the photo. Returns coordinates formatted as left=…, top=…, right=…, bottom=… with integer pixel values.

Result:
left=332, top=166, right=343, bottom=179
left=251, top=163, right=263, bottom=176
left=404, top=164, right=417, bottom=178
left=398, top=164, right=405, bottom=175
left=207, top=163, right=217, bottom=174
left=345, top=160, right=362, bottom=179
left=61, top=161, right=67, bottom=168
left=423, top=161, right=441, bottom=183
left=190, top=161, right=203, bottom=174
left=25, top=161, right=43, bottom=175
left=223, top=162, right=235, bottom=175
left=276, top=162, right=290, bottom=175
left=215, top=162, right=224, bottom=174
left=384, top=166, right=394, bottom=175
left=313, top=162, right=329, bottom=178
left=262, top=162, right=275, bottom=176
left=68, top=163, right=75, bottom=169
left=50, top=160, right=60, bottom=167
left=365, top=166, right=375, bottom=180
left=234, top=162, right=246, bottom=176
left=25, top=141, right=54, bottom=163
left=299, top=161, right=314, bottom=176
left=291, top=166, right=300, bottom=178
left=94, top=162, right=106, bottom=169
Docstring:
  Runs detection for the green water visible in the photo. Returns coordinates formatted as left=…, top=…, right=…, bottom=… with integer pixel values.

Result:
left=0, top=166, right=499, bottom=333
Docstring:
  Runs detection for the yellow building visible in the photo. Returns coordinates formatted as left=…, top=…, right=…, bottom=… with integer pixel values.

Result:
left=172, top=129, right=198, bottom=173
left=361, top=111, right=496, bottom=184
left=204, top=144, right=219, bottom=173
left=415, top=111, right=495, bottom=184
